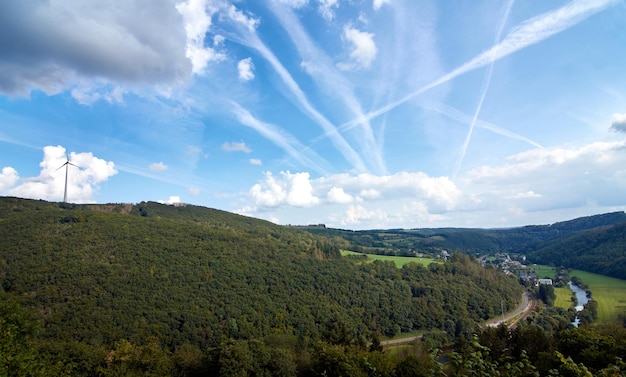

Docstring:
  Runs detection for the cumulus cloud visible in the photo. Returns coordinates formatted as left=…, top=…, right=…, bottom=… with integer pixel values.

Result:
left=610, top=113, right=626, bottom=133
left=176, top=0, right=226, bottom=74
left=0, top=167, right=19, bottom=192
left=250, top=171, right=319, bottom=208
left=249, top=158, right=262, bottom=165
left=237, top=57, right=255, bottom=81
left=222, top=141, right=252, bottom=153
left=248, top=170, right=462, bottom=214
left=188, top=186, right=201, bottom=196
left=327, top=187, right=353, bottom=204
left=159, top=195, right=181, bottom=205
left=342, top=205, right=387, bottom=225
left=0, top=1, right=192, bottom=97
left=337, top=26, right=377, bottom=70
left=149, top=162, right=168, bottom=171
left=0, top=145, right=117, bottom=203
left=227, top=4, right=259, bottom=32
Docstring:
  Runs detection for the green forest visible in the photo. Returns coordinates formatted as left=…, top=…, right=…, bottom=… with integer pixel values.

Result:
left=1, top=197, right=626, bottom=376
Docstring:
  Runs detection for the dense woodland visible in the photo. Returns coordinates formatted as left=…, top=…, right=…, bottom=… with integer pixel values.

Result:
left=526, top=223, right=626, bottom=280
left=1, top=197, right=626, bottom=376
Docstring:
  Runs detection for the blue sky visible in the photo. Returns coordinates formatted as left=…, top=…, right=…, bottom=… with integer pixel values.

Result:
left=1, top=0, right=626, bottom=229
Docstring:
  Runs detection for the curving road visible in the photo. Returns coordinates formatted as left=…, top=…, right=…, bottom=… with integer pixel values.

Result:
left=381, top=291, right=536, bottom=347
left=485, top=291, right=535, bottom=328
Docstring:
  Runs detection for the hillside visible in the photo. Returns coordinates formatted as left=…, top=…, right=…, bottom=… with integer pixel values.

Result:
left=302, top=211, right=626, bottom=256
left=526, top=222, right=626, bottom=280
left=0, top=197, right=522, bottom=376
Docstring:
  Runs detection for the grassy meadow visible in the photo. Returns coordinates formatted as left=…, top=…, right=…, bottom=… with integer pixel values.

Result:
left=341, top=250, right=438, bottom=268
left=569, top=269, right=626, bottom=323
left=554, top=286, right=575, bottom=309
left=528, top=264, right=557, bottom=279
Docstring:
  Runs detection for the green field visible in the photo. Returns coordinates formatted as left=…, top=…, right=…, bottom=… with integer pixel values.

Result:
left=341, top=250, right=438, bottom=268
left=569, top=269, right=626, bottom=323
left=528, top=264, right=557, bottom=279
left=554, top=286, right=575, bottom=309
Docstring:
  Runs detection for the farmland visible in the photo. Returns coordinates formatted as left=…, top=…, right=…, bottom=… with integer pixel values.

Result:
left=341, top=249, right=438, bottom=268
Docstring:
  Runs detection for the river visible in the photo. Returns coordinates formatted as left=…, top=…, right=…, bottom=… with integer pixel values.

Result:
left=568, top=281, right=589, bottom=327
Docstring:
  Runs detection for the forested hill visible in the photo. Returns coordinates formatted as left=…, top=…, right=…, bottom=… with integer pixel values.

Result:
left=526, top=222, right=626, bottom=280
left=0, top=197, right=521, bottom=376
left=301, top=211, right=626, bottom=256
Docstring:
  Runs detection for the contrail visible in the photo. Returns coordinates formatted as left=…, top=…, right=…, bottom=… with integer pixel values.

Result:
left=336, top=0, right=619, bottom=135
left=229, top=101, right=330, bottom=176
left=225, top=9, right=367, bottom=173
left=268, top=3, right=386, bottom=174
left=422, top=102, right=543, bottom=149
left=453, top=0, right=515, bottom=178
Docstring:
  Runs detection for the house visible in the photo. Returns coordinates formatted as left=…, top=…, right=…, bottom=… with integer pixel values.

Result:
left=538, top=278, right=553, bottom=285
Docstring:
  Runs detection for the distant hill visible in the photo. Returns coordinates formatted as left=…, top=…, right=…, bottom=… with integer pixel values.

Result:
left=303, top=211, right=626, bottom=258
left=526, top=222, right=626, bottom=280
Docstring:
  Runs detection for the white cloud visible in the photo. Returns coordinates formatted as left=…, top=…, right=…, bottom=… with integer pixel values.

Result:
left=462, top=140, right=626, bottom=214
left=249, top=158, right=262, bottom=165
left=250, top=171, right=319, bottom=208
left=337, top=26, right=377, bottom=70
left=318, top=0, right=338, bottom=21
left=221, top=141, right=252, bottom=153
left=611, top=113, right=626, bottom=133
left=227, top=4, right=260, bottom=32
left=159, top=195, right=181, bottom=205
left=359, top=188, right=381, bottom=200
left=373, top=0, right=390, bottom=11
left=176, top=0, right=226, bottom=74
left=247, top=170, right=461, bottom=215
left=342, top=204, right=387, bottom=225
left=0, top=145, right=117, bottom=203
left=466, top=141, right=626, bottom=181
left=0, top=167, right=19, bottom=192
left=327, top=187, right=353, bottom=204
left=241, top=136, right=626, bottom=228
left=188, top=186, right=201, bottom=196
left=149, top=162, right=168, bottom=171
left=237, top=57, right=255, bottom=81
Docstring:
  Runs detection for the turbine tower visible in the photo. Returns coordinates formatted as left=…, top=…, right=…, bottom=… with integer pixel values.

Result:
left=57, top=153, right=80, bottom=203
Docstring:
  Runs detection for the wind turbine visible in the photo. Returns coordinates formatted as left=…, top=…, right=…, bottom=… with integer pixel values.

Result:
left=57, top=153, right=81, bottom=203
